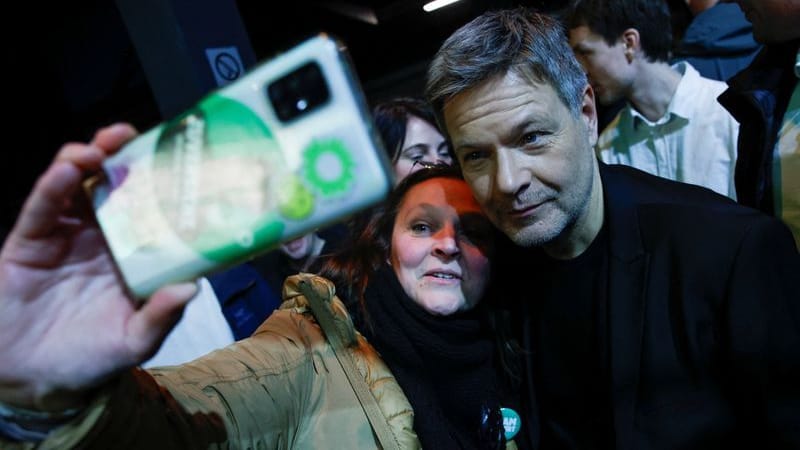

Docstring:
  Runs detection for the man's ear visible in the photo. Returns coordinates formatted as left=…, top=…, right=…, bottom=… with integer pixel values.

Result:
left=622, top=28, right=640, bottom=63
left=581, top=84, right=598, bottom=147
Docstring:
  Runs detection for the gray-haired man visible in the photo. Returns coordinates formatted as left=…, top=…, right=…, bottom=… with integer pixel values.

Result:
left=426, top=8, right=799, bottom=449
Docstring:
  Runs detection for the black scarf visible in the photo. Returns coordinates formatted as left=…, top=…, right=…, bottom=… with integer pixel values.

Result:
left=353, top=265, right=503, bottom=449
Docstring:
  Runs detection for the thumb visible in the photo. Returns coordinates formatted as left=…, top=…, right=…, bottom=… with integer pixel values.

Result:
left=125, top=282, right=199, bottom=361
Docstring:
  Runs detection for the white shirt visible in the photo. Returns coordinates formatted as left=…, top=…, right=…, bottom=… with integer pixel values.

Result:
left=597, top=62, right=739, bottom=199
left=142, top=277, right=235, bottom=368
left=771, top=48, right=800, bottom=249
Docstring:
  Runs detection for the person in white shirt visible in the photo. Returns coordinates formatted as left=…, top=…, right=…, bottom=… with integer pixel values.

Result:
left=566, top=0, right=740, bottom=199
left=142, top=278, right=234, bottom=367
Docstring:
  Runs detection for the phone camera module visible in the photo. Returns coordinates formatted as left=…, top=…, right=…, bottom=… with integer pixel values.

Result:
left=267, top=62, right=330, bottom=122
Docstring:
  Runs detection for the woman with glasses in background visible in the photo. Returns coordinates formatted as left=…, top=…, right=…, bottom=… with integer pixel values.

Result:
left=373, top=97, right=453, bottom=182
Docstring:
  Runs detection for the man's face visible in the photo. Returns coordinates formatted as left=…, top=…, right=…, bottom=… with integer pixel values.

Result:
left=443, top=71, right=598, bottom=249
left=568, top=25, right=634, bottom=106
left=724, top=0, right=800, bottom=43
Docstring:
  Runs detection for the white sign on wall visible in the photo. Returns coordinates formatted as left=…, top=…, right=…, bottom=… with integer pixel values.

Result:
left=205, top=46, right=244, bottom=87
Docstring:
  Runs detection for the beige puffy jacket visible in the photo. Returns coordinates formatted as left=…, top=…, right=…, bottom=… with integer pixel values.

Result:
left=4, top=274, right=419, bottom=449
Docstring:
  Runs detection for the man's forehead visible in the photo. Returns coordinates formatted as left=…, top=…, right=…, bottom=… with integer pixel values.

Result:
left=443, top=72, right=560, bottom=130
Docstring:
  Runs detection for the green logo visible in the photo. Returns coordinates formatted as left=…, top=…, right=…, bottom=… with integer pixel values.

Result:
left=277, top=175, right=315, bottom=220
left=303, top=138, right=355, bottom=196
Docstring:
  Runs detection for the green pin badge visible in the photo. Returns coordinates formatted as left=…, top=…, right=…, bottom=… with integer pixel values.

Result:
left=501, top=407, right=521, bottom=440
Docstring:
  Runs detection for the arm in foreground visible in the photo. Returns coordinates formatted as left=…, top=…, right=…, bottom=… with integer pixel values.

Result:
left=0, top=123, right=196, bottom=413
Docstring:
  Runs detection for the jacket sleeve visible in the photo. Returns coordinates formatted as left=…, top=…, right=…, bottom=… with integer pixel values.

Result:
left=1, top=274, right=419, bottom=449
left=4, top=310, right=321, bottom=450
left=724, top=216, right=800, bottom=449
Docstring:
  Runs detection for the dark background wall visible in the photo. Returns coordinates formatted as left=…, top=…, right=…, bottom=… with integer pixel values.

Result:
left=3, top=0, right=567, bottom=239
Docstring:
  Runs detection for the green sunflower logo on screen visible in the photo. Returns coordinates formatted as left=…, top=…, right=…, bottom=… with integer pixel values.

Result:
left=277, top=138, right=356, bottom=220
left=303, top=138, right=355, bottom=196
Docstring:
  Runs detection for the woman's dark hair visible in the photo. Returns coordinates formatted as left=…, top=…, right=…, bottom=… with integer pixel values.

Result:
left=372, top=97, right=442, bottom=162
left=319, top=164, right=465, bottom=308
left=320, top=164, right=523, bottom=386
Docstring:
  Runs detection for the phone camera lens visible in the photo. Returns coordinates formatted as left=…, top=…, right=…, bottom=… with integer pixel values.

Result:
left=267, top=62, right=330, bottom=122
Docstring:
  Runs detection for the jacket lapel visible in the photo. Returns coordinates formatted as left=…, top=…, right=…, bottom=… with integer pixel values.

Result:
left=600, top=164, right=649, bottom=450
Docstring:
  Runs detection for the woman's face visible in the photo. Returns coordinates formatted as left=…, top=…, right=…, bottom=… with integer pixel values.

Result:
left=390, top=177, right=494, bottom=315
left=279, top=233, right=315, bottom=260
left=393, top=115, right=452, bottom=183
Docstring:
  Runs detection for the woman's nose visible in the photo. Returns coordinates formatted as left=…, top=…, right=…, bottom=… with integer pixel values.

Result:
left=432, top=226, right=460, bottom=258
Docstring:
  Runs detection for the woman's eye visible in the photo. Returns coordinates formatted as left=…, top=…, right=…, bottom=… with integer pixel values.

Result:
left=411, top=223, right=431, bottom=233
left=402, top=147, right=426, bottom=161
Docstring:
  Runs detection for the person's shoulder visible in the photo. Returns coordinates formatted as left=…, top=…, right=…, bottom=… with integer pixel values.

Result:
left=603, top=165, right=790, bottom=244
left=677, top=62, right=729, bottom=96
left=696, top=74, right=729, bottom=95
left=635, top=199, right=795, bottom=271
left=724, top=40, right=797, bottom=92
left=265, top=273, right=359, bottom=344
left=636, top=196, right=781, bottom=240
left=603, top=163, right=745, bottom=213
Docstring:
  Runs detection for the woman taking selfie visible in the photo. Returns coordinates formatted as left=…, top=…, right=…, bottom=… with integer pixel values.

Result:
left=0, top=124, right=522, bottom=449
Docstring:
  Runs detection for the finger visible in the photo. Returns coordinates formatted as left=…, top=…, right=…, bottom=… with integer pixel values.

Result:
left=11, top=161, right=84, bottom=240
left=11, top=124, right=139, bottom=241
left=125, top=282, right=199, bottom=360
left=91, top=123, right=138, bottom=156
left=54, top=143, right=106, bottom=172
left=53, top=124, right=138, bottom=172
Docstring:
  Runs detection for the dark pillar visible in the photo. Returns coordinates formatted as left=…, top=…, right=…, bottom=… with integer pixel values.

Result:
left=114, top=0, right=257, bottom=119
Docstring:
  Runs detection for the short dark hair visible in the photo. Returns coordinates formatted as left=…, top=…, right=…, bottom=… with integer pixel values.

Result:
left=426, top=7, right=588, bottom=129
left=566, top=0, right=673, bottom=62
left=372, top=97, right=441, bottom=163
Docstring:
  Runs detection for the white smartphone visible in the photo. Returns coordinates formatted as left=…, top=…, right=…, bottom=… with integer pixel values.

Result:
left=85, top=34, right=394, bottom=299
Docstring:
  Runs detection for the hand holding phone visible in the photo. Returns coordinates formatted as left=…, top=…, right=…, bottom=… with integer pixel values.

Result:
left=85, top=34, right=393, bottom=299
